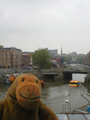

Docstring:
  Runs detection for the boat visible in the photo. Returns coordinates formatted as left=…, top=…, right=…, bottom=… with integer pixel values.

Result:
left=69, top=80, right=79, bottom=87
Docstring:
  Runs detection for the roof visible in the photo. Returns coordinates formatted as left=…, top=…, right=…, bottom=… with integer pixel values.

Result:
left=70, top=80, right=79, bottom=83
left=0, top=47, right=22, bottom=51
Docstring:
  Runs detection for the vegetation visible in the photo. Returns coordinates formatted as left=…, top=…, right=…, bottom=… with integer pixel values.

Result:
left=10, top=46, right=17, bottom=49
left=76, top=55, right=85, bottom=63
left=32, top=48, right=52, bottom=69
left=0, top=45, right=17, bottom=49
left=63, top=55, right=72, bottom=63
left=0, top=45, right=4, bottom=48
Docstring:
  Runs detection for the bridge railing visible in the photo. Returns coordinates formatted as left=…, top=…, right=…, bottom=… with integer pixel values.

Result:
left=63, top=69, right=88, bottom=73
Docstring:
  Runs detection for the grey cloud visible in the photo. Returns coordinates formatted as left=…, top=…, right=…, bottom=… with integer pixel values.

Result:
left=0, top=0, right=90, bottom=54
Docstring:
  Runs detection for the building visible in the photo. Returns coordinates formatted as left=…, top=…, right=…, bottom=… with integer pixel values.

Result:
left=47, top=48, right=64, bottom=63
left=0, top=48, right=22, bottom=69
left=83, top=51, right=90, bottom=65
left=48, top=49, right=58, bottom=56
left=69, top=52, right=77, bottom=62
left=22, top=52, right=33, bottom=68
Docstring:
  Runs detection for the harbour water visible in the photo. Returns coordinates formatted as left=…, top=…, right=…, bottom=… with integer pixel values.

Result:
left=0, top=73, right=89, bottom=113
left=41, top=73, right=89, bottom=113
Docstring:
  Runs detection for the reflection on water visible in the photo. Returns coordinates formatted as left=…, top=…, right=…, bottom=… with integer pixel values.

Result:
left=0, top=73, right=89, bottom=113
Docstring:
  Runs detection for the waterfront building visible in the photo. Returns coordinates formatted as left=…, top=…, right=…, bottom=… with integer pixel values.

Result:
left=22, top=52, right=33, bottom=69
left=0, top=48, right=22, bottom=69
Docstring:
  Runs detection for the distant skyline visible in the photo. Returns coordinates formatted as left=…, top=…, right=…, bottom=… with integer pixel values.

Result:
left=0, top=0, right=90, bottom=54
left=1, top=45, right=86, bottom=55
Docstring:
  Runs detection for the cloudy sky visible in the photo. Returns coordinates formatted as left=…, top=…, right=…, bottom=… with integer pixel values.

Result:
left=0, top=0, right=90, bottom=54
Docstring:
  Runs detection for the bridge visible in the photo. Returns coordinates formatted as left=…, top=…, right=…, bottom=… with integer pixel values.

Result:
left=63, top=70, right=87, bottom=79
left=42, top=69, right=88, bottom=79
left=63, top=69, right=87, bottom=74
left=42, top=70, right=58, bottom=78
left=0, top=68, right=88, bottom=79
left=42, top=70, right=58, bottom=74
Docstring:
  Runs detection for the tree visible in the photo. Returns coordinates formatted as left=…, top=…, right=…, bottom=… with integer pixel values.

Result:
left=32, top=48, right=52, bottom=69
left=0, top=45, right=4, bottom=48
left=76, top=55, right=85, bottom=63
left=63, top=55, right=72, bottom=63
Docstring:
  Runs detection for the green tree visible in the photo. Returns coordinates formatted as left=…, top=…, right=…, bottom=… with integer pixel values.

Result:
left=32, top=48, right=52, bottom=69
left=0, top=45, right=4, bottom=48
left=64, top=55, right=72, bottom=63
left=76, top=55, right=85, bottom=63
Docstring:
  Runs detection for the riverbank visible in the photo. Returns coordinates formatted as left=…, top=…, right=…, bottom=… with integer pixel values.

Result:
left=0, top=76, right=7, bottom=84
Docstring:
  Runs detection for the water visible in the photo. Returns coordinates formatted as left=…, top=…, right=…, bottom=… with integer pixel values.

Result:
left=41, top=73, right=88, bottom=113
left=0, top=73, right=89, bottom=113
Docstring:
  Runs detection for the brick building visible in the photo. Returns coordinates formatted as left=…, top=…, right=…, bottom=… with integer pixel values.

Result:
left=0, top=48, right=22, bottom=69
left=22, top=52, right=33, bottom=68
